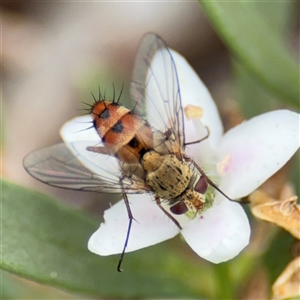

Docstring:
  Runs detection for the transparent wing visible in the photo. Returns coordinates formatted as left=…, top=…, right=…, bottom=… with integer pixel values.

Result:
left=23, top=142, right=147, bottom=194
left=130, top=33, right=185, bottom=154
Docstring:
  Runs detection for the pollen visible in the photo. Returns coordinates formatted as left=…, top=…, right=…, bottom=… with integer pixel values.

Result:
left=184, top=104, right=204, bottom=120
left=217, top=153, right=231, bottom=176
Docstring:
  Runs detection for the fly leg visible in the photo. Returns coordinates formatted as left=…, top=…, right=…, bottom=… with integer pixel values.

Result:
left=118, top=195, right=182, bottom=272
left=117, top=192, right=135, bottom=272
left=155, top=197, right=182, bottom=230
left=185, top=156, right=239, bottom=203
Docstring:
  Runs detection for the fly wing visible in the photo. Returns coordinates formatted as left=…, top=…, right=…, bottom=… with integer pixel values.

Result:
left=23, top=142, right=147, bottom=194
left=130, top=33, right=185, bottom=155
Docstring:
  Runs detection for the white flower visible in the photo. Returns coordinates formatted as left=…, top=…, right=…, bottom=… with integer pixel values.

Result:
left=60, top=50, right=300, bottom=264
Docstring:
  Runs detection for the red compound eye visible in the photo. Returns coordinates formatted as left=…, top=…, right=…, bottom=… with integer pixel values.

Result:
left=170, top=201, right=188, bottom=215
left=195, top=176, right=208, bottom=194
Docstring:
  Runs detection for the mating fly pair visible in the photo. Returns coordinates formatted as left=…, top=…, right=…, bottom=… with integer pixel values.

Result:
left=24, top=34, right=231, bottom=271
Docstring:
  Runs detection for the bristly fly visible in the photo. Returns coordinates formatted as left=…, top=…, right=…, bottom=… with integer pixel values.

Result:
left=23, top=33, right=233, bottom=272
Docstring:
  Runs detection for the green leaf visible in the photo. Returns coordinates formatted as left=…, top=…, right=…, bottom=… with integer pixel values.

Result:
left=1, top=179, right=210, bottom=298
left=200, top=1, right=299, bottom=108
left=233, top=59, right=282, bottom=118
left=1, top=271, right=85, bottom=299
left=263, top=230, right=295, bottom=284
left=232, top=1, right=295, bottom=118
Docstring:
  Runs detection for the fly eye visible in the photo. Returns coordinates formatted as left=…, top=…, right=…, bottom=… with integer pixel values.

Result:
left=170, top=201, right=188, bottom=215
left=195, top=176, right=208, bottom=194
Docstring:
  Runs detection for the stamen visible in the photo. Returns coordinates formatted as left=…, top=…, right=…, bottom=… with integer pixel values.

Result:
left=184, top=104, right=204, bottom=120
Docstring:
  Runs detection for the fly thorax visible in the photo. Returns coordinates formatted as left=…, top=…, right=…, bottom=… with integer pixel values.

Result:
left=141, top=150, right=193, bottom=199
left=141, top=150, right=164, bottom=172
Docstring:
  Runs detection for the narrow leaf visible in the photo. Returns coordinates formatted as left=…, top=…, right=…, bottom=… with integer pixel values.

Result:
left=1, top=180, right=207, bottom=298
left=200, top=1, right=299, bottom=107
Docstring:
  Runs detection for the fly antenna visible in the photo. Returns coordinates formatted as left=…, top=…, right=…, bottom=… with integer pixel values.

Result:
left=132, top=100, right=138, bottom=112
left=117, top=82, right=124, bottom=103
left=90, top=91, right=97, bottom=103
left=112, top=83, right=116, bottom=103
left=98, top=85, right=103, bottom=101
left=81, top=101, right=93, bottom=109
left=78, top=102, right=93, bottom=114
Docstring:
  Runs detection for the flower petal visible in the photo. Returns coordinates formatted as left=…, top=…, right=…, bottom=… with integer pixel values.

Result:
left=218, top=110, right=300, bottom=199
left=134, top=47, right=223, bottom=148
left=184, top=118, right=220, bottom=175
left=171, top=50, right=223, bottom=148
left=60, top=116, right=124, bottom=185
left=60, top=115, right=99, bottom=143
left=88, top=194, right=180, bottom=255
left=181, top=197, right=250, bottom=263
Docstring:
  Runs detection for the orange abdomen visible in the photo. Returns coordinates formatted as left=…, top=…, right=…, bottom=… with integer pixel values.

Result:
left=91, top=101, right=153, bottom=163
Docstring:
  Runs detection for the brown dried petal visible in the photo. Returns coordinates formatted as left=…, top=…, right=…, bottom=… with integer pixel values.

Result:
left=250, top=190, right=300, bottom=240
left=272, top=256, right=300, bottom=300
